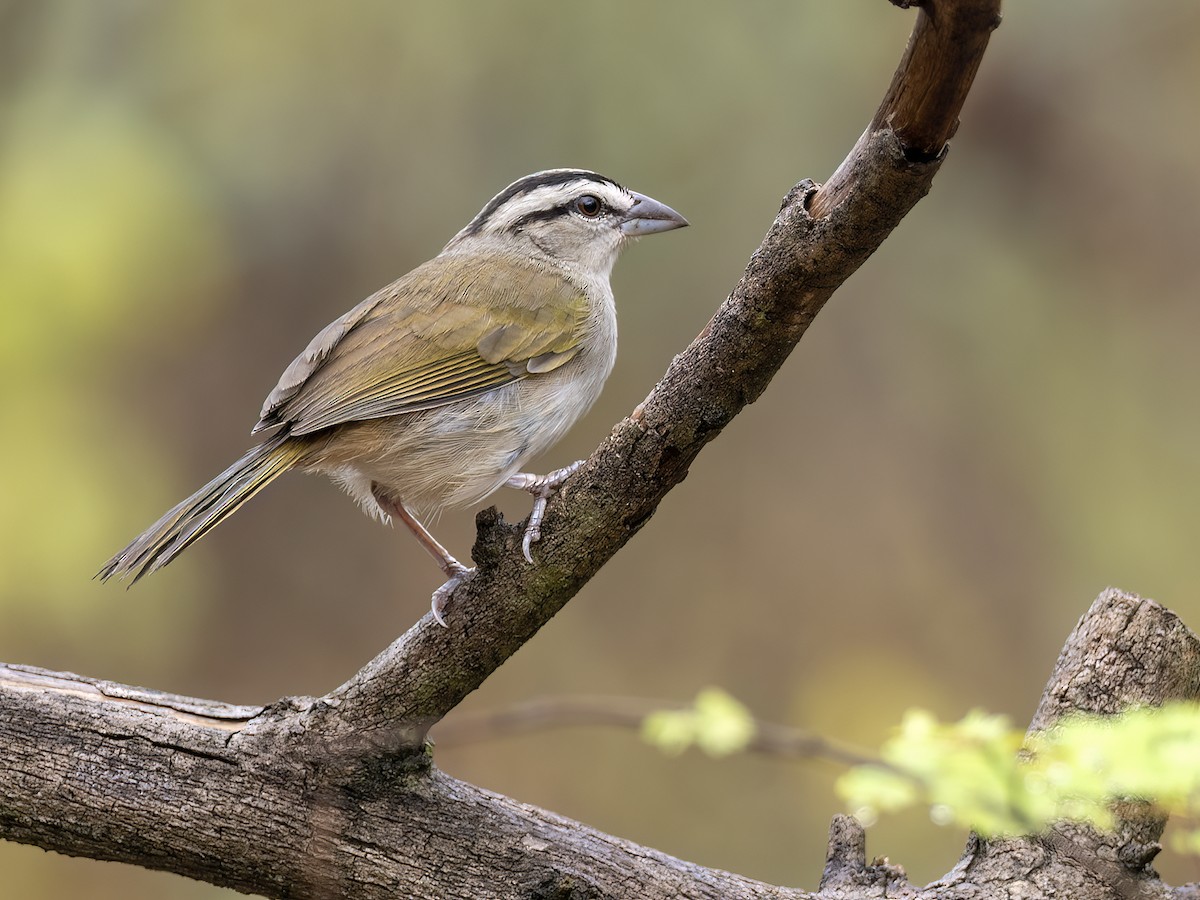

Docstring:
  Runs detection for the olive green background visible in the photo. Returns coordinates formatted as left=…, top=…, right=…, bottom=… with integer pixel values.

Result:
left=3, top=1, right=1200, bottom=896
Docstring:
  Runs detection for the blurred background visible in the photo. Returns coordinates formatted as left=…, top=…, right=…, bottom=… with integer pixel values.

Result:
left=3, top=1, right=1200, bottom=896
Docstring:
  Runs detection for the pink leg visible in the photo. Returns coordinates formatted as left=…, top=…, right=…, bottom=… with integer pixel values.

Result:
left=373, top=488, right=471, bottom=627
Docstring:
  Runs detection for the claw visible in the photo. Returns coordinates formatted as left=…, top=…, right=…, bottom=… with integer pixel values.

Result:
left=506, top=461, right=584, bottom=563
left=521, top=503, right=543, bottom=564
left=430, top=562, right=474, bottom=627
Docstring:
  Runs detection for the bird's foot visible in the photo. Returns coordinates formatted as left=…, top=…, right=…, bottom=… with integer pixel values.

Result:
left=430, top=561, right=474, bottom=627
left=506, top=460, right=584, bottom=563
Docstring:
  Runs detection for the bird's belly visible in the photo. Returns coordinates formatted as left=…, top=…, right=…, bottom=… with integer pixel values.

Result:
left=306, top=363, right=607, bottom=518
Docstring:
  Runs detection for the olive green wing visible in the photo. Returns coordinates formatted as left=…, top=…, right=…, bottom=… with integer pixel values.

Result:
left=255, top=254, right=588, bottom=436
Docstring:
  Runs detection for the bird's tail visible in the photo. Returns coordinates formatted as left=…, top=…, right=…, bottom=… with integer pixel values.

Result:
left=98, top=433, right=307, bottom=583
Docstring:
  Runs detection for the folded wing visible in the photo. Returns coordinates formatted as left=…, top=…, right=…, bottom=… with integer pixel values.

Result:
left=255, top=254, right=588, bottom=436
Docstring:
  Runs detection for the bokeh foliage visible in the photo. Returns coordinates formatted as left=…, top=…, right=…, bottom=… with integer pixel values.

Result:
left=3, top=1, right=1200, bottom=896
left=839, top=704, right=1200, bottom=854
left=645, top=695, right=1200, bottom=853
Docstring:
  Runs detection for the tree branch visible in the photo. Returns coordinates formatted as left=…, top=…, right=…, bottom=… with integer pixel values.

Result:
left=5, top=590, right=1198, bottom=899
left=316, top=0, right=1002, bottom=748
left=433, top=694, right=884, bottom=769
left=923, top=589, right=1200, bottom=900
left=0, top=662, right=804, bottom=898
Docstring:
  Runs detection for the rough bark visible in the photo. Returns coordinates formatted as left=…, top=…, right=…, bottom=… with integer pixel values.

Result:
left=4, top=591, right=1199, bottom=899
left=0, top=666, right=797, bottom=898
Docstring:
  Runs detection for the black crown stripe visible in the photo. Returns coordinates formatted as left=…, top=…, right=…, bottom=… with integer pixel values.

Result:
left=463, top=170, right=619, bottom=236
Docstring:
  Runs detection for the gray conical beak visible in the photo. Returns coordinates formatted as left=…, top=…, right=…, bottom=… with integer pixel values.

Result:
left=620, top=191, right=689, bottom=236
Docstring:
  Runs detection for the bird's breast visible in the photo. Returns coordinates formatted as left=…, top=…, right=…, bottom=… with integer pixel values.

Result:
left=308, top=318, right=617, bottom=517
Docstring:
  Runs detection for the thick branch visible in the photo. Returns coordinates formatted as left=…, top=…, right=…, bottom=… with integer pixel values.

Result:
left=0, top=664, right=803, bottom=900
left=5, top=590, right=1198, bottom=900
left=929, top=589, right=1200, bottom=900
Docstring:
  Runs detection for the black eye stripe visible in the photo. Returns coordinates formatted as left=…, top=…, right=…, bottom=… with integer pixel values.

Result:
left=507, top=195, right=613, bottom=231
left=502, top=191, right=619, bottom=232
left=507, top=208, right=567, bottom=231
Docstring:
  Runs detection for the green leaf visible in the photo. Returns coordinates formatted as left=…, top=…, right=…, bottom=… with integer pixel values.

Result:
left=692, top=688, right=756, bottom=757
left=642, top=710, right=697, bottom=757
left=641, top=688, right=756, bottom=758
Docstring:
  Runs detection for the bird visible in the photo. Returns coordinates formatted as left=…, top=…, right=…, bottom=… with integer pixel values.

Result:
left=98, top=169, right=688, bottom=625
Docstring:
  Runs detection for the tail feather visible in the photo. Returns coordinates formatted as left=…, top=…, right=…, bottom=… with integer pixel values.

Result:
left=98, top=434, right=306, bottom=583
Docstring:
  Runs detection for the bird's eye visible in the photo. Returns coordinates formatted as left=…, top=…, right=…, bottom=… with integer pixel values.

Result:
left=574, top=195, right=603, bottom=218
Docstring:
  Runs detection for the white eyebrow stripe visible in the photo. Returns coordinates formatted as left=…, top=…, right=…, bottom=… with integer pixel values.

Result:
left=480, top=181, right=632, bottom=233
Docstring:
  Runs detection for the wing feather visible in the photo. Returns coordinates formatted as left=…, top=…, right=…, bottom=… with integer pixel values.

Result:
left=255, top=254, right=588, bottom=436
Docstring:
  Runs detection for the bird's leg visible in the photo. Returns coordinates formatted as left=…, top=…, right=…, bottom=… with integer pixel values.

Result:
left=505, top=460, right=584, bottom=564
left=373, top=489, right=471, bottom=627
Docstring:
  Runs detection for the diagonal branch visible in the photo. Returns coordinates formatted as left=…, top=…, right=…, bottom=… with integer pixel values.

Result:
left=317, top=0, right=1003, bottom=747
